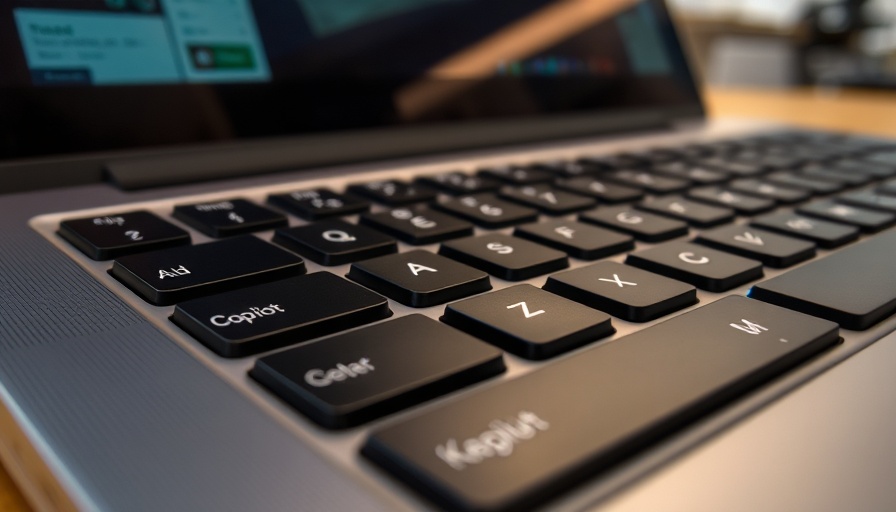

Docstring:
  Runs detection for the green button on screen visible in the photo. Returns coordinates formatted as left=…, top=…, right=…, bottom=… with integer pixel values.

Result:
left=188, top=45, right=255, bottom=70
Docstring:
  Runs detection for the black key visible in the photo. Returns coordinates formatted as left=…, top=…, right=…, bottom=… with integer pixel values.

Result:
left=799, top=167, right=873, bottom=187
left=697, top=157, right=765, bottom=176
left=554, top=177, right=644, bottom=203
left=543, top=261, right=696, bottom=322
left=749, top=230, right=896, bottom=329
left=267, top=189, right=369, bottom=220
left=251, top=315, right=504, bottom=428
left=513, top=219, right=633, bottom=260
left=763, top=172, right=843, bottom=194
left=864, top=151, right=896, bottom=170
left=111, top=236, right=306, bottom=306
left=360, top=207, right=473, bottom=245
left=347, top=250, right=491, bottom=308
left=439, top=234, right=568, bottom=281
left=416, top=172, right=501, bottom=195
left=651, top=161, right=728, bottom=184
left=626, top=241, right=762, bottom=292
left=636, top=196, right=735, bottom=228
left=751, top=212, right=860, bottom=248
left=579, top=206, right=688, bottom=243
left=171, top=272, right=391, bottom=358
left=837, top=190, right=896, bottom=212
left=59, top=211, right=190, bottom=260
left=477, top=165, right=553, bottom=185
left=272, top=220, right=397, bottom=266
left=832, top=158, right=896, bottom=178
left=878, top=177, right=896, bottom=195
left=797, top=200, right=896, bottom=233
left=728, top=179, right=811, bottom=204
left=694, top=225, right=815, bottom=268
left=538, top=160, right=603, bottom=178
left=731, top=152, right=804, bottom=170
left=498, top=185, right=595, bottom=215
left=578, top=154, right=646, bottom=169
left=604, top=170, right=689, bottom=194
left=433, top=194, right=539, bottom=229
left=347, top=180, right=438, bottom=206
left=686, top=186, right=775, bottom=215
left=363, top=296, right=839, bottom=512
left=172, top=199, right=288, bottom=238
left=442, top=284, right=614, bottom=360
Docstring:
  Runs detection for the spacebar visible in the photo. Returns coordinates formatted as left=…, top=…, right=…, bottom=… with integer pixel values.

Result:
left=749, top=230, right=896, bottom=330
left=362, top=296, right=839, bottom=512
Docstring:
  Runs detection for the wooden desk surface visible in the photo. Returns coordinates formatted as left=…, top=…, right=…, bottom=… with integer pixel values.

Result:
left=1, top=86, right=896, bottom=512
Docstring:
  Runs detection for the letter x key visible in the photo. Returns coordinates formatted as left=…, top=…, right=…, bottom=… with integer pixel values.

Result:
left=598, top=274, right=636, bottom=288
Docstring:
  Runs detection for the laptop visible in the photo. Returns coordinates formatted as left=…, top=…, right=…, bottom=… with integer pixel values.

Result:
left=3, top=0, right=896, bottom=510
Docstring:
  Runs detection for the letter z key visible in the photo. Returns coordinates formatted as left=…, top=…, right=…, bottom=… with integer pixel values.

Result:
left=442, top=284, right=614, bottom=359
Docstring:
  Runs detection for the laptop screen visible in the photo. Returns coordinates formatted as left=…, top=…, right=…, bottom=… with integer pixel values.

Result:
left=0, top=0, right=701, bottom=160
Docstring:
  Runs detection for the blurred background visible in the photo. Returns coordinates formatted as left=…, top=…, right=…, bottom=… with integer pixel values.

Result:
left=669, top=0, right=896, bottom=88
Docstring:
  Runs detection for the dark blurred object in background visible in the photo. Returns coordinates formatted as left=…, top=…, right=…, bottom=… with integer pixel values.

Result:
left=671, top=0, right=896, bottom=88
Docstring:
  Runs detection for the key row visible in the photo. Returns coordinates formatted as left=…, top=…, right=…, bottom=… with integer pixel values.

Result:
left=58, top=172, right=896, bottom=264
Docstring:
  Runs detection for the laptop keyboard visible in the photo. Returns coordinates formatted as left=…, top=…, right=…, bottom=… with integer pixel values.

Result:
left=46, top=129, right=896, bottom=510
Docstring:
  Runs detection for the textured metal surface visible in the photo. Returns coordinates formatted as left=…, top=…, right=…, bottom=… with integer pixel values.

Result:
left=0, top=185, right=396, bottom=511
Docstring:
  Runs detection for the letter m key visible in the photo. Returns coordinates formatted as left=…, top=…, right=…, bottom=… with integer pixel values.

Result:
left=730, top=319, right=768, bottom=335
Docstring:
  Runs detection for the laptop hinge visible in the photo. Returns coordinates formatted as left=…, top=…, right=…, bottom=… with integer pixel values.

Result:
left=105, top=109, right=676, bottom=190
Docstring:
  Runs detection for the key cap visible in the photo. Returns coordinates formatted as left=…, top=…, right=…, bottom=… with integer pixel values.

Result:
left=363, top=296, right=839, bottom=512
left=498, top=185, right=595, bottom=215
left=442, top=284, right=614, bottom=360
left=636, top=196, right=735, bottom=228
left=697, top=157, right=765, bottom=176
left=877, top=177, right=896, bottom=195
left=799, top=166, right=873, bottom=187
left=864, top=151, right=896, bottom=170
left=538, top=160, right=603, bottom=178
left=513, top=219, right=633, bottom=260
left=416, top=172, right=501, bottom=195
left=686, top=186, right=775, bottom=215
left=251, top=315, right=504, bottom=428
left=605, top=170, right=689, bottom=194
left=439, top=234, right=568, bottom=281
left=797, top=200, right=896, bottom=233
left=172, top=199, right=287, bottom=238
left=111, top=235, right=306, bottom=306
left=554, top=177, right=644, bottom=203
left=347, top=250, right=491, bottom=308
left=272, top=220, right=397, bottom=266
left=728, top=179, right=811, bottom=204
left=359, top=207, right=473, bottom=245
left=749, top=230, right=896, bottom=330
left=626, top=241, right=763, bottom=292
left=837, top=190, right=896, bottom=212
left=59, top=211, right=190, bottom=260
left=433, top=194, right=539, bottom=229
left=347, top=180, right=438, bottom=206
left=832, top=158, right=896, bottom=178
left=694, top=225, right=816, bottom=268
left=267, top=188, right=369, bottom=220
left=751, top=212, right=860, bottom=248
left=579, top=206, right=688, bottom=243
left=171, top=272, right=391, bottom=358
left=543, top=261, right=696, bottom=322
left=477, top=165, right=553, bottom=185
left=650, top=161, right=728, bottom=184
left=763, top=172, right=843, bottom=194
